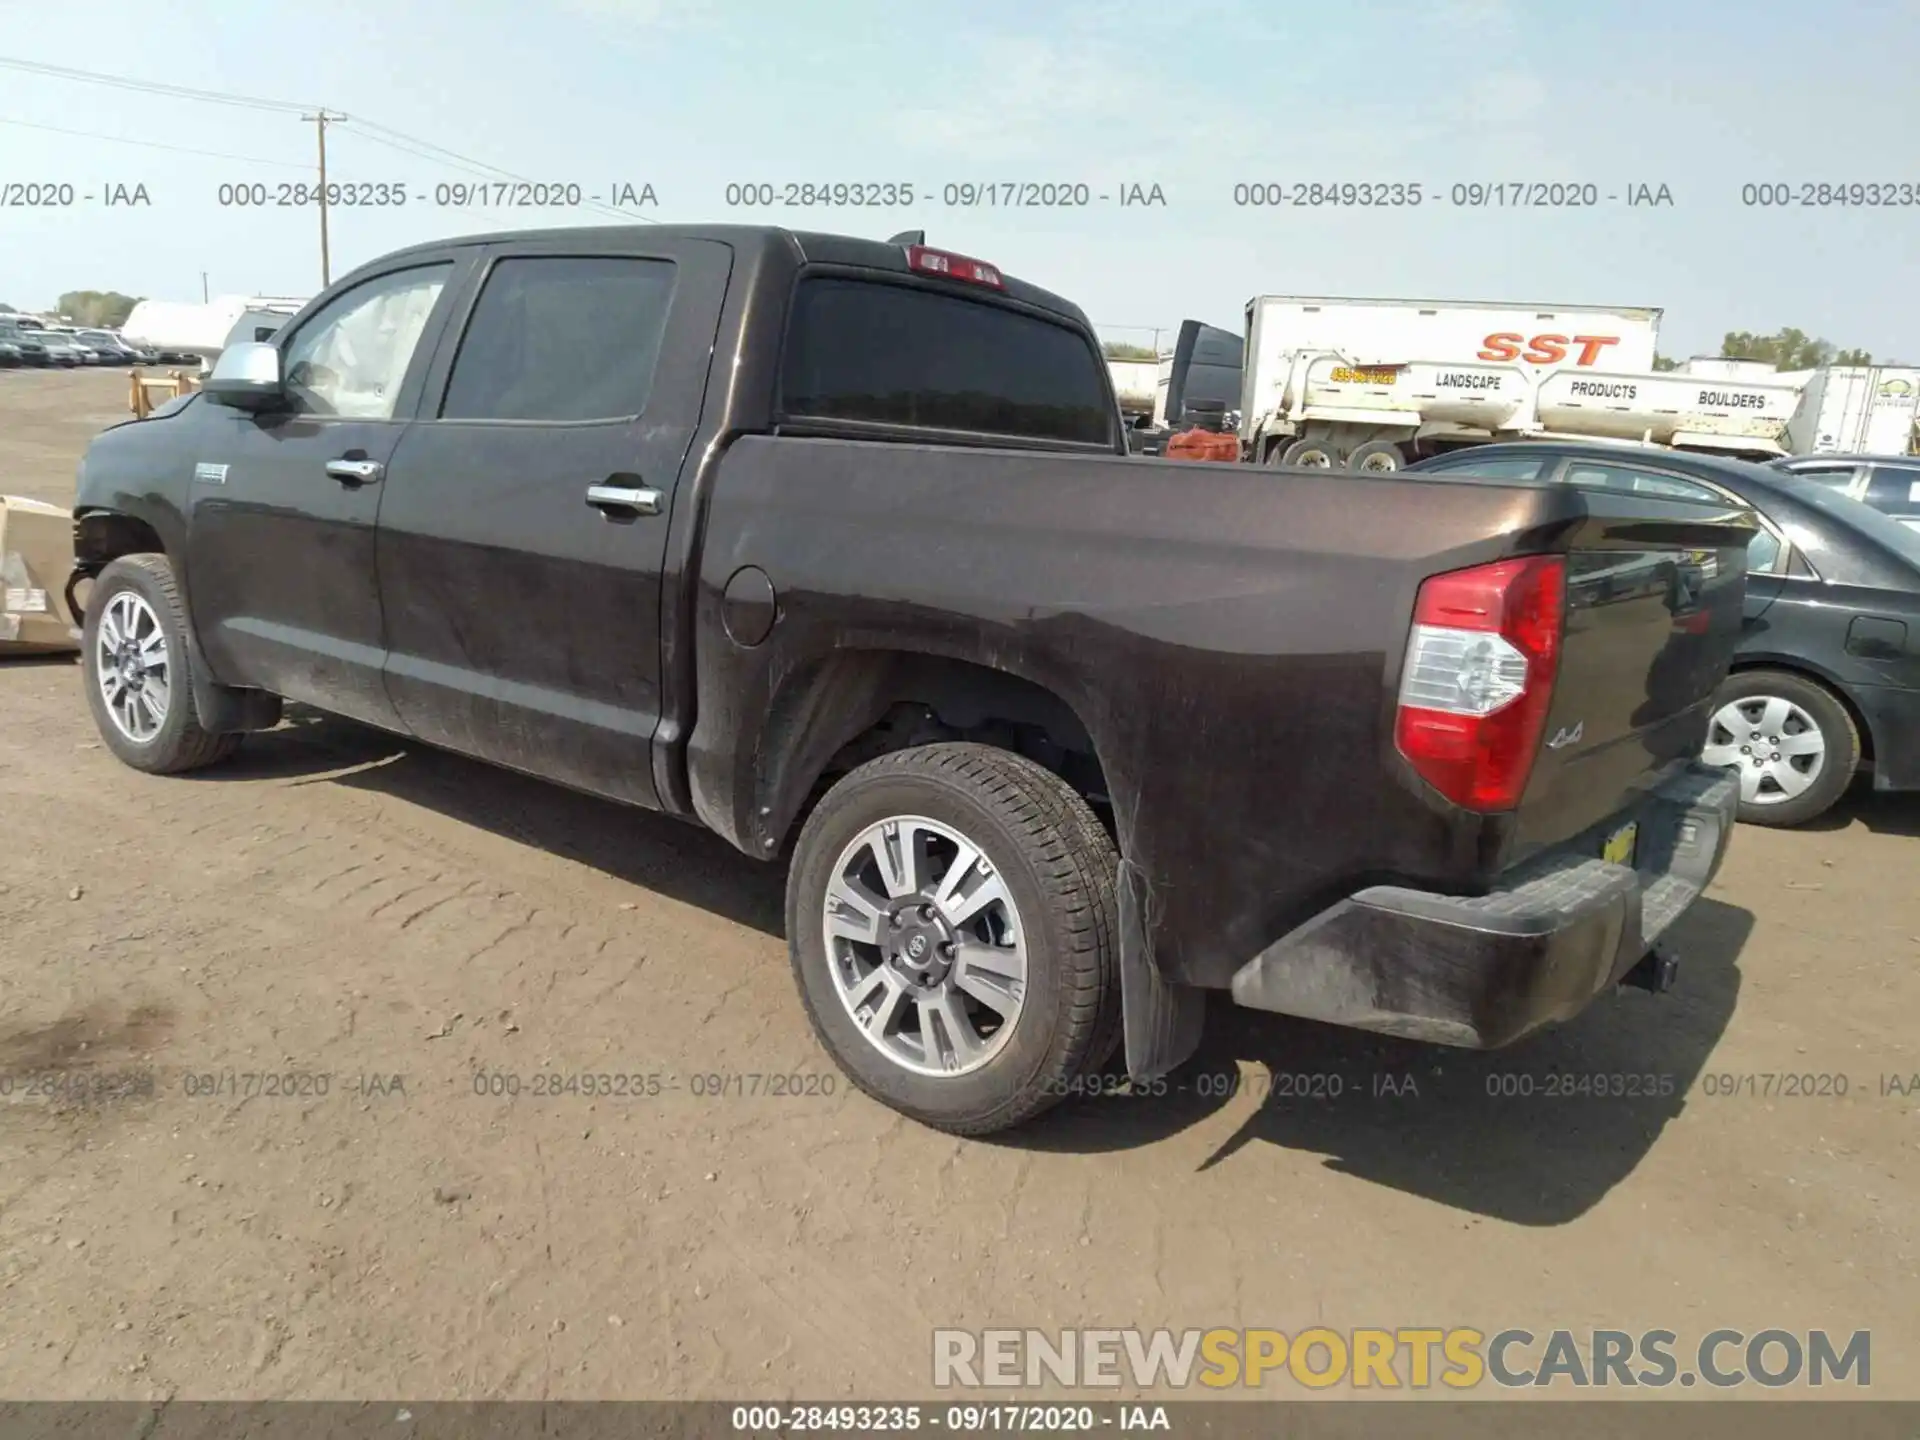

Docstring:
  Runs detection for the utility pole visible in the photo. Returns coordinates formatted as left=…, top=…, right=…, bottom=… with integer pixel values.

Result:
left=200, top=272, right=208, bottom=303
left=300, top=110, right=347, bottom=287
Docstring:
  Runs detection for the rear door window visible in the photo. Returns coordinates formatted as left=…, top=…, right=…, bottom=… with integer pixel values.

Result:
left=1746, top=525, right=1785, bottom=573
left=779, top=277, right=1115, bottom=446
left=441, top=256, right=677, bottom=422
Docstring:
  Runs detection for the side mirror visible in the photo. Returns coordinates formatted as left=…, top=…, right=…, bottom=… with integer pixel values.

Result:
left=201, top=342, right=286, bottom=411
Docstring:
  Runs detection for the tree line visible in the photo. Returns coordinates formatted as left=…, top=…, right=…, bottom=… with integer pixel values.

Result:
left=1651, top=328, right=1894, bottom=371
left=0, top=291, right=144, bottom=327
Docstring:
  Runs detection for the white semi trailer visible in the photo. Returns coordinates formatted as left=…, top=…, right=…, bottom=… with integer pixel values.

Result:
left=1245, top=355, right=1801, bottom=469
left=1786, top=366, right=1920, bottom=455
left=1241, top=294, right=1672, bottom=469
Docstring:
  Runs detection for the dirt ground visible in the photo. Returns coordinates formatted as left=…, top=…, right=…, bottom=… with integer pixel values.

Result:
left=1, top=368, right=1916, bottom=1403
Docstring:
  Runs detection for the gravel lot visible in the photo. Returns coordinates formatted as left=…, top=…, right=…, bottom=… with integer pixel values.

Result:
left=1, top=368, right=1916, bottom=1403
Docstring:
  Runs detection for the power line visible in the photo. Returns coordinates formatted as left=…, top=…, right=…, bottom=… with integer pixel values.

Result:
left=0, top=55, right=659, bottom=225
left=0, top=56, right=311, bottom=112
left=0, top=115, right=311, bottom=169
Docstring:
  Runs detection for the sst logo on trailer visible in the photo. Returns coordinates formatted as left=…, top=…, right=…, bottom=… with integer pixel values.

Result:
left=1476, top=334, right=1622, bottom=366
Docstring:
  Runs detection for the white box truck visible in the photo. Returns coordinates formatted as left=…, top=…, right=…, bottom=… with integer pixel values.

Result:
left=1106, top=359, right=1161, bottom=418
left=1241, top=294, right=1665, bottom=469
left=1786, top=367, right=1920, bottom=456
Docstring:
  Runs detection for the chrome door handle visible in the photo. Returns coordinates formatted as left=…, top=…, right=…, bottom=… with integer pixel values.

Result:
left=325, top=458, right=384, bottom=485
left=585, top=484, right=661, bottom=516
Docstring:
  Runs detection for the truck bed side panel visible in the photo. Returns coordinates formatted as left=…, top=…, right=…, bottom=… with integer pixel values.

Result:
left=688, top=439, right=1588, bottom=989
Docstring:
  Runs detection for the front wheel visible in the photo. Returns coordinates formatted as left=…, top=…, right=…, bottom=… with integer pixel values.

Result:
left=785, top=743, right=1121, bottom=1135
left=81, top=554, right=241, bottom=774
left=1701, top=669, right=1858, bottom=826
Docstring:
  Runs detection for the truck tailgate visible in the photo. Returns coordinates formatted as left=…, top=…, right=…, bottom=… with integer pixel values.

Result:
left=1509, top=497, right=1754, bottom=860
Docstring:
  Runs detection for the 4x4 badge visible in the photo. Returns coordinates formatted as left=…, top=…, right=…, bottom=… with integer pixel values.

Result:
left=1547, top=722, right=1584, bottom=749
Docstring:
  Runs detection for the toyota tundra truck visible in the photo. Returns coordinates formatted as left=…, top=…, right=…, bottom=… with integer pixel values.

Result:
left=65, top=225, right=1755, bottom=1135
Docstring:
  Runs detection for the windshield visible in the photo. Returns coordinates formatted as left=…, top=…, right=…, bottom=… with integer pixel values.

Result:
left=1769, top=470, right=1920, bottom=571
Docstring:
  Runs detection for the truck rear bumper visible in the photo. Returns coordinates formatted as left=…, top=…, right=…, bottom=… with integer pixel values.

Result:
left=1228, top=763, right=1737, bottom=1048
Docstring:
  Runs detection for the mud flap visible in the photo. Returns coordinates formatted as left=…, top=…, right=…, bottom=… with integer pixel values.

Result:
left=1117, top=858, right=1205, bottom=1080
left=180, top=612, right=282, bottom=734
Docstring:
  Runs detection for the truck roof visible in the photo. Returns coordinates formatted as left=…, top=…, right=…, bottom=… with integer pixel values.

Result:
left=357, top=224, right=1095, bottom=329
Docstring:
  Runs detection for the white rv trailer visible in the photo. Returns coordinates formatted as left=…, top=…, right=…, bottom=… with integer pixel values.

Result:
left=120, top=295, right=308, bottom=367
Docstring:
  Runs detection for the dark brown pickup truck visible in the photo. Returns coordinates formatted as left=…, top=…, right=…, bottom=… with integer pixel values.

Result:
left=66, top=225, right=1755, bottom=1134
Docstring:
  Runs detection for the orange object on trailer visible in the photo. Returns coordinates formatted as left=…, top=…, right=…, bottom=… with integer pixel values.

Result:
left=1165, top=427, right=1240, bottom=462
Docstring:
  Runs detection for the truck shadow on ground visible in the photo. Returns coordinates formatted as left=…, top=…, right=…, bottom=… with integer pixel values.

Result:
left=201, top=710, right=1751, bottom=1225
left=1012, top=896, right=1754, bottom=1226
left=186, top=707, right=788, bottom=938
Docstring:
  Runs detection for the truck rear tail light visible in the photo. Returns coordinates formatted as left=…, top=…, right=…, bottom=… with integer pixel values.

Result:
left=1394, top=554, right=1566, bottom=811
left=905, top=244, right=1004, bottom=289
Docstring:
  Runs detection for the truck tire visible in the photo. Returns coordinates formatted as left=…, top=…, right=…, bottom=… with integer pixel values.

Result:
left=785, top=742, right=1121, bottom=1135
left=80, top=553, right=241, bottom=775
left=1346, top=439, right=1406, bottom=472
left=1275, top=437, right=1339, bottom=468
left=1701, top=669, right=1858, bottom=827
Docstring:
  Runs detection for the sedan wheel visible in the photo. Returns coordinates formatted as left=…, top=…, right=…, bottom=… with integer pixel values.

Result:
left=1703, top=695, right=1825, bottom=808
left=1700, top=669, right=1858, bottom=827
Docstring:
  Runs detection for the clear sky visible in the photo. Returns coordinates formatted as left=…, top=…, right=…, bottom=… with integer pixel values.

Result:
left=1, top=0, right=1915, bottom=360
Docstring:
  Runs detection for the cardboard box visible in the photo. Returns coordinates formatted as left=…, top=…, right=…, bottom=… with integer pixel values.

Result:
left=1, top=495, right=79, bottom=654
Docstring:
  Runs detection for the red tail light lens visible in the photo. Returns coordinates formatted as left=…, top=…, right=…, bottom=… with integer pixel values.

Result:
left=1394, top=555, right=1566, bottom=811
left=905, top=244, right=1004, bottom=288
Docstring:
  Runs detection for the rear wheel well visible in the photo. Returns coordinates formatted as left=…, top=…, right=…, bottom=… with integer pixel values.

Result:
left=1725, top=659, right=1874, bottom=765
left=777, top=656, right=1112, bottom=852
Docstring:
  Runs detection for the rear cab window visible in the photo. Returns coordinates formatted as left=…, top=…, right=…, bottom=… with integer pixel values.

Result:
left=778, top=277, right=1117, bottom=449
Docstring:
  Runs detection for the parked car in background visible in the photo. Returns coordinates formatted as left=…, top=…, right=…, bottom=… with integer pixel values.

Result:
left=39, top=327, right=96, bottom=364
left=1407, top=441, right=1920, bottom=827
left=1, top=332, right=53, bottom=367
left=0, top=341, right=21, bottom=368
left=1772, top=453, right=1920, bottom=532
left=40, top=337, right=85, bottom=367
left=80, top=329, right=147, bottom=365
